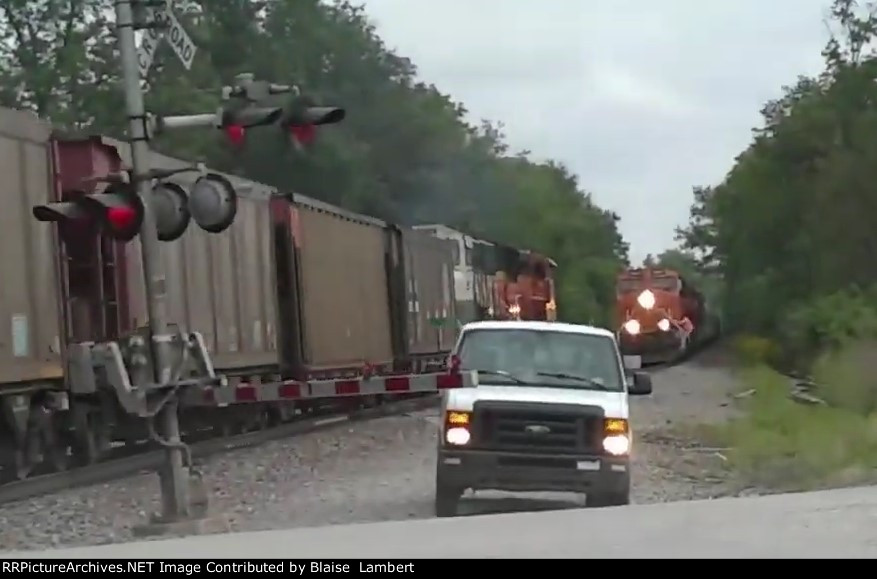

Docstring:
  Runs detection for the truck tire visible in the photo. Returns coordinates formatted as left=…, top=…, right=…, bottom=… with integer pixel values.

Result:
left=586, top=489, right=630, bottom=508
left=434, top=484, right=462, bottom=517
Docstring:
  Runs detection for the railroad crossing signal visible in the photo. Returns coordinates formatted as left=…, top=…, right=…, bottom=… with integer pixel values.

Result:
left=32, top=173, right=238, bottom=242
left=136, top=1, right=197, bottom=78
left=218, top=94, right=346, bottom=148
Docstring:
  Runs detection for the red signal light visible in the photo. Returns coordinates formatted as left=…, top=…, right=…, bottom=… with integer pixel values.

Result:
left=289, top=124, right=316, bottom=145
left=224, top=124, right=246, bottom=146
left=106, top=206, right=139, bottom=232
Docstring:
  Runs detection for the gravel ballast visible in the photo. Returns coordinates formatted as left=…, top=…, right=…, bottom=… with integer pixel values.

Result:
left=0, top=350, right=743, bottom=552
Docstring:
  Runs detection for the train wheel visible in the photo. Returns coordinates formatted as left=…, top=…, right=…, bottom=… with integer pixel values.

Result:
left=38, top=405, right=69, bottom=473
left=12, top=449, right=31, bottom=480
left=71, top=403, right=110, bottom=466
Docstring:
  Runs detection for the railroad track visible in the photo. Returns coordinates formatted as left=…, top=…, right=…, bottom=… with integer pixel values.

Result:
left=0, top=394, right=440, bottom=507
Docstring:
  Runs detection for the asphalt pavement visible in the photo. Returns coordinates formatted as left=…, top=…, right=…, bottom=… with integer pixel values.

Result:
left=13, top=485, right=877, bottom=558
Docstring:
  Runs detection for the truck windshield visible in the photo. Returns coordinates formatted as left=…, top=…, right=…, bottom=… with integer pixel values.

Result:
left=456, top=329, right=623, bottom=391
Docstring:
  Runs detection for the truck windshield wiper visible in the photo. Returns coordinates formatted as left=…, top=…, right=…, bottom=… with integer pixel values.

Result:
left=472, top=369, right=531, bottom=385
left=536, top=371, right=607, bottom=389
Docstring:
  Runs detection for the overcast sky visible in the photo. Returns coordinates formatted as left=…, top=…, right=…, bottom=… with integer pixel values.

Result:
left=362, top=0, right=833, bottom=262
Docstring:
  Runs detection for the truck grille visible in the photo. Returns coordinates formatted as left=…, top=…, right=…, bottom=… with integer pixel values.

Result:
left=472, top=401, right=604, bottom=454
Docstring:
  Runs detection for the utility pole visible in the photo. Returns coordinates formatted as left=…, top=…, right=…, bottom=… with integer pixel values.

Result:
left=114, top=0, right=189, bottom=523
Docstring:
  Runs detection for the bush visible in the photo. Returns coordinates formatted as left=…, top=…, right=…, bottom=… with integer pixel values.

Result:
left=716, top=359, right=877, bottom=490
left=779, top=286, right=877, bottom=369
left=812, top=340, right=877, bottom=415
left=732, top=334, right=780, bottom=367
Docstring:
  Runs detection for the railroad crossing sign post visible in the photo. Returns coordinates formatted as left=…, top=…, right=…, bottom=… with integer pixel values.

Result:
left=115, top=0, right=214, bottom=535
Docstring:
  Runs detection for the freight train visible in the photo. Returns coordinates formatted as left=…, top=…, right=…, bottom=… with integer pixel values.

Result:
left=614, top=267, right=720, bottom=365
left=0, top=107, right=558, bottom=480
left=412, top=224, right=557, bottom=324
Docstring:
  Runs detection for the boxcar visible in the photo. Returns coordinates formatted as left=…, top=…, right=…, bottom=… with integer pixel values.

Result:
left=274, top=195, right=395, bottom=375
left=0, top=108, right=64, bottom=386
left=401, top=229, right=457, bottom=356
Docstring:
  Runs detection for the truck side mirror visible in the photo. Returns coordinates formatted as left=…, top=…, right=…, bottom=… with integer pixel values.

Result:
left=628, top=372, right=652, bottom=396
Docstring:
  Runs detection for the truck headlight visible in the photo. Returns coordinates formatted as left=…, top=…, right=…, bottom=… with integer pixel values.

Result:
left=444, top=411, right=472, bottom=446
left=603, top=418, right=630, bottom=456
left=657, top=318, right=671, bottom=331
left=446, top=427, right=471, bottom=445
left=603, top=434, right=630, bottom=455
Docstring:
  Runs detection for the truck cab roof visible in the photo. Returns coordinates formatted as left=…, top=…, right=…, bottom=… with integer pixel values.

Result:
left=459, top=320, right=614, bottom=340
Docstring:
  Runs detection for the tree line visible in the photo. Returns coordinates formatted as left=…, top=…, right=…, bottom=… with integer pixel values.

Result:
left=0, top=0, right=629, bottom=325
left=675, top=0, right=877, bottom=366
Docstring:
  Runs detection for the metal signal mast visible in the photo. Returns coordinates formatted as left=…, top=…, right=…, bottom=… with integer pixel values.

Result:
left=31, top=0, right=346, bottom=535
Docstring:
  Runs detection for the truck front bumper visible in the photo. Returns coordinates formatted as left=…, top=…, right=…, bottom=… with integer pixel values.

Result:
left=437, top=448, right=630, bottom=494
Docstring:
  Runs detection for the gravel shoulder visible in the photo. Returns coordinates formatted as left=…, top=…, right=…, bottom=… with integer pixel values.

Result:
left=0, top=347, right=745, bottom=553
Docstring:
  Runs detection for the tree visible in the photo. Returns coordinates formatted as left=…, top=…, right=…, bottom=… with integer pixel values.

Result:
left=0, top=0, right=630, bottom=324
left=676, top=0, right=877, bottom=337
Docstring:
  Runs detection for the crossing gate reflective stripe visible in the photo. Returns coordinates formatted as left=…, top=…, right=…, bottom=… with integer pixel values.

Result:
left=186, top=371, right=477, bottom=406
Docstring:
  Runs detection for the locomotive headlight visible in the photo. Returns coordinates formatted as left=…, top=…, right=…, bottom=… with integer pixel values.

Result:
left=623, top=319, right=641, bottom=335
left=637, top=289, right=656, bottom=309
left=657, top=318, right=671, bottom=332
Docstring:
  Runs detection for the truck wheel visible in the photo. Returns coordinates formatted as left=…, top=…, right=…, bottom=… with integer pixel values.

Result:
left=434, top=485, right=462, bottom=518
left=586, top=489, right=630, bottom=508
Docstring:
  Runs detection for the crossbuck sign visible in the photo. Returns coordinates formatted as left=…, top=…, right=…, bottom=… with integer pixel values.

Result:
left=137, top=1, right=197, bottom=78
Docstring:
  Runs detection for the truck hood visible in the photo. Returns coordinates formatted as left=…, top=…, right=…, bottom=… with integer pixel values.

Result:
left=446, top=384, right=629, bottom=419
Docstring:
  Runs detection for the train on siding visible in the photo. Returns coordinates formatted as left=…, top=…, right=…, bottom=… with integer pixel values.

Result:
left=0, top=107, right=559, bottom=479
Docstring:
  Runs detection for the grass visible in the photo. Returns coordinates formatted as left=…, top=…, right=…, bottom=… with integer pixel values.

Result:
left=711, top=349, right=877, bottom=491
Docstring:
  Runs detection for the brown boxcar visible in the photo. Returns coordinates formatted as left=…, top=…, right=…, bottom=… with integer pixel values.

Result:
left=115, top=146, right=280, bottom=374
left=282, top=196, right=395, bottom=371
left=401, top=229, right=457, bottom=355
left=0, top=109, right=64, bottom=385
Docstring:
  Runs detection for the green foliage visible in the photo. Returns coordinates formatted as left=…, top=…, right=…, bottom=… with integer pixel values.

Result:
left=731, top=335, right=780, bottom=367
left=674, top=0, right=877, bottom=365
left=715, top=363, right=877, bottom=490
left=0, top=0, right=628, bottom=324
left=780, top=286, right=877, bottom=364
left=812, top=340, right=877, bottom=414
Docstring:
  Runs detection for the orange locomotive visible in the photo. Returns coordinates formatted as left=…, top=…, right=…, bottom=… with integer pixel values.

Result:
left=614, top=267, right=719, bottom=364
left=490, top=251, right=557, bottom=322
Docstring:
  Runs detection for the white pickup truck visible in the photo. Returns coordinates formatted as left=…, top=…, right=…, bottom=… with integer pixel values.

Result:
left=435, top=320, right=653, bottom=517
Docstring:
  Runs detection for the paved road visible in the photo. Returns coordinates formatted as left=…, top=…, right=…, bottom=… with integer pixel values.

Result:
left=15, top=485, right=877, bottom=558
left=0, top=350, right=742, bottom=552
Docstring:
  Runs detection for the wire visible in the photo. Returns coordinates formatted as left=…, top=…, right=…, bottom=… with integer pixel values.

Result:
left=141, top=328, right=195, bottom=469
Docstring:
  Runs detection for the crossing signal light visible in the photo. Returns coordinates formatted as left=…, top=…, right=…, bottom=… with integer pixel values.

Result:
left=224, top=124, right=246, bottom=147
left=33, top=174, right=239, bottom=242
left=216, top=96, right=345, bottom=148
left=281, top=96, right=345, bottom=148
left=218, top=106, right=283, bottom=146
